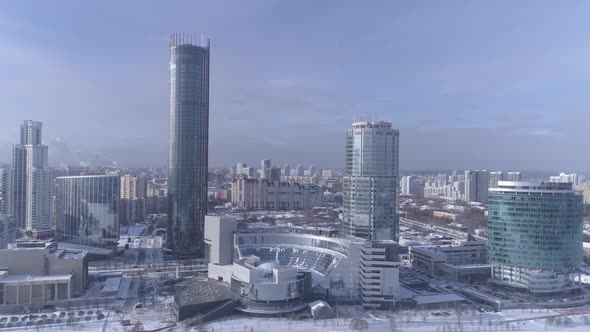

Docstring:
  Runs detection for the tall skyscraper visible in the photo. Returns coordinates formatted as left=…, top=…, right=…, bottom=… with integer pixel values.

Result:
left=342, top=121, right=399, bottom=241
left=10, top=121, right=53, bottom=233
left=464, top=170, right=489, bottom=203
left=55, top=175, right=120, bottom=246
left=167, top=33, right=210, bottom=256
left=259, top=159, right=271, bottom=180
left=488, top=181, right=583, bottom=294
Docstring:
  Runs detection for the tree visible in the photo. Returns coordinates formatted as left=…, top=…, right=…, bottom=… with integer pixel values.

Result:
left=349, top=318, right=369, bottom=332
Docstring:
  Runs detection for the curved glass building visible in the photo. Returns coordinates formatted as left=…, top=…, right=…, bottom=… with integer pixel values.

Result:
left=342, top=121, right=399, bottom=241
left=167, top=34, right=210, bottom=256
left=488, top=181, right=583, bottom=295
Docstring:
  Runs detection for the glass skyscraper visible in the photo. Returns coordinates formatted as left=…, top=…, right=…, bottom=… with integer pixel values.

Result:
left=167, top=34, right=210, bottom=256
left=342, top=121, right=399, bottom=241
left=488, top=181, right=583, bottom=295
left=54, top=175, right=120, bottom=246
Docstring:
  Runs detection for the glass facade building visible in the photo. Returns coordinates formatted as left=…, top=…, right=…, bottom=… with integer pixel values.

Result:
left=55, top=175, right=120, bottom=246
left=342, top=121, right=399, bottom=241
left=488, top=181, right=583, bottom=295
left=167, top=34, right=210, bottom=256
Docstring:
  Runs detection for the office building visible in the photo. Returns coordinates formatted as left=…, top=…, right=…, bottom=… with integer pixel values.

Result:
left=0, top=168, right=12, bottom=215
left=231, top=177, right=322, bottom=210
left=296, top=165, right=304, bottom=176
left=464, top=170, right=489, bottom=203
left=488, top=181, right=583, bottom=295
left=342, top=121, right=399, bottom=241
left=308, top=165, right=316, bottom=177
left=120, top=175, right=147, bottom=225
left=54, top=175, right=120, bottom=246
left=167, top=33, right=210, bottom=256
left=282, top=164, right=290, bottom=177
left=269, top=167, right=281, bottom=182
left=0, top=240, right=88, bottom=306
left=401, top=176, right=413, bottom=196
left=488, top=171, right=503, bottom=188
left=10, top=120, right=53, bottom=233
left=410, top=235, right=489, bottom=283
left=360, top=241, right=400, bottom=309
left=506, top=171, right=521, bottom=181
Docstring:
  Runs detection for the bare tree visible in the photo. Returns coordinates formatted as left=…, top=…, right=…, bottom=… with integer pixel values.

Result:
left=349, top=318, right=369, bottom=332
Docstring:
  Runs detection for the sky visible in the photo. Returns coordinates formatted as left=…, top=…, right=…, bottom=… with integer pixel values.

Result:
left=1, top=1, right=590, bottom=172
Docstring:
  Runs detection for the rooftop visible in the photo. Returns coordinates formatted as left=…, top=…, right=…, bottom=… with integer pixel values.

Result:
left=0, top=274, right=73, bottom=283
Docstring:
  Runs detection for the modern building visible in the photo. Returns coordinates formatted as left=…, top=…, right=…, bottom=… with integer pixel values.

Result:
left=409, top=236, right=489, bottom=283
left=120, top=175, right=147, bottom=225
left=464, top=170, right=489, bottom=204
left=167, top=33, right=210, bottom=256
left=198, top=217, right=400, bottom=318
left=270, top=167, right=281, bottom=182
left=488, top=181, right=583, bottom=295
left=54, top=175, right=120, bottom=246
left=231, top=177, right=322, bottom=210
left=10, top=120, right=53, bottom=233
left=360, top=241, right=400, bottom=309
left=0, top=168, right=12, bottom=215
left=488, top=171, right=503, bottom=189
left=342, top=121, right=399, bottom=241
left=235, top=163, right=247, bottom=176
left=400, top=176, right=413, bottom=196
left=0, top=240, right=88, bottom=306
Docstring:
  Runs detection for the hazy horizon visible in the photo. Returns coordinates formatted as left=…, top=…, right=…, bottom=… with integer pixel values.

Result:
left=2, top=1, right=590, bottom=172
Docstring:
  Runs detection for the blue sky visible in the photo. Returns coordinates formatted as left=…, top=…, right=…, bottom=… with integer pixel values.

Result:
left=1, top=1, right=589, bottom=172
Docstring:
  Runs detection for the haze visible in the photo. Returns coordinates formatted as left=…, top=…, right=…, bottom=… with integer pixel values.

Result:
left=1, top=1, right=589, bottom=172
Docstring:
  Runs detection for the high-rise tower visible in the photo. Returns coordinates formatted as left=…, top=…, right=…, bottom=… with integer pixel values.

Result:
left=488, top=181, right=583, bottom=294
left=342, top=121, right=399, bottom=241
left=11, top=120, right=53, bottom=233
left=167, top=33, right=210, bottom=256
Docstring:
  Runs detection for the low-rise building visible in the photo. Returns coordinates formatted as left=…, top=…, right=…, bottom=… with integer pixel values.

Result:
left=0, top=240, right=88, bottom=306
left=409, top=236, right=489, bottom=282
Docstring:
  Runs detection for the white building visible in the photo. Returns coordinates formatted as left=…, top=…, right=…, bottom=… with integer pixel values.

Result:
left=10, top=120, right=53, bottom=233
left=488, top=171, right=503, bottom=188
left=506, top=171, right=522, bottom=181
left=550, top=173, right=584, bottom=186
left=0, top=241, right=88, bottom=306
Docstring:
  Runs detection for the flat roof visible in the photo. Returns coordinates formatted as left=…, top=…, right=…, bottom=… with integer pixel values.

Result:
left=413, top=293, right=466, bottom=305
left=1, top=274, right=72, bottom=283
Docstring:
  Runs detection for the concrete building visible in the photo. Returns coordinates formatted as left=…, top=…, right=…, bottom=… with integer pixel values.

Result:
left=231, top=177, right=322, bottom=210
left=0, top=168, right=12, bottom=216
left=488, top=171, right=503, bottom=189
left=0, top=215, right=16, bottom=249
left=506, top=171, right=522, bottom=181
left=204, top=215, right=237, bottom=266
left=409, top=236, right=489, bottom=282
left=0, top=241, right=88, bottom=306
left=10, top=120, right=53, bottom=233
left=464, top=170, right=489, bottom=204
left=549, top=173, right=583, bottom=186
left=343, top=121, right=399, bottom=241
left=488, top=181, right=583, bottom=295
left=146, top=183, right=167, bottom=214
left=167, top=34, right=210, bottom=256
left=296, top=165, right=304, bottom=176
left=360, top=241, right=400, bottom=309
left=400, top=176, right=413, bottom=196
left=281, top=164, right=290, bottom=177
left=54, top=175, right=120, bottom=246
left=235, top=163, right=247, bottom=176
left=120, top=175, right=147, bottom=225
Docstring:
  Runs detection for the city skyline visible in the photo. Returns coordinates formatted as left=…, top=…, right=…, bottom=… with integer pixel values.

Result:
left=2, top=2, right=590, bottom=172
